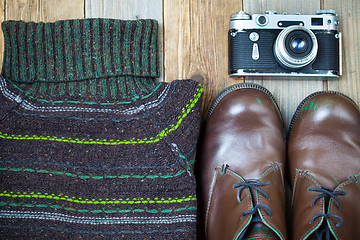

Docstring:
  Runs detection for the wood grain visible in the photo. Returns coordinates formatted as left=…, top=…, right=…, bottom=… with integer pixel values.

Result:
left=86, top=0, right=162, bottom=20
left=5, top=0, right=83, bottom=21
left=5, top=0, right=41, bottom=21
left=325, top=0, right=360, bottom=105
left=85, top=0, right=163, bottom=80
left=164, top=0, right=243, bottom=115
left=39, top=0, right=85, bottom=22
left=242, top=0, right=325, bottom=129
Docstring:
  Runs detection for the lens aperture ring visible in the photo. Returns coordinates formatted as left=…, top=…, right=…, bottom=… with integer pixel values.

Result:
left=274, top=25, right=318, bottom=69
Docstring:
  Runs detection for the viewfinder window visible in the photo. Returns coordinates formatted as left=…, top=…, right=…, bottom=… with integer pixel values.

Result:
left=311, top=18, right=323, bottom=26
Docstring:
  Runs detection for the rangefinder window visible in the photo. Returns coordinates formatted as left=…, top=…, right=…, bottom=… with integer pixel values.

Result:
left=311, top=18, right=323, bottom=26
left=278, top=21, right=304, bottom=27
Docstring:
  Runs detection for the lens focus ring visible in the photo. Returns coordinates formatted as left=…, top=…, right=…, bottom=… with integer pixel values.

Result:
left=274, top=25, right=318, bottom=69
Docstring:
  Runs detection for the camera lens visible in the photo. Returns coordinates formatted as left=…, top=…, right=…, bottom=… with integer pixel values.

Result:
left=290, top=36, right=307, bottom=53
left=285, top=30, right=313, bottom=58
left=274, top=26, right=318, bottom=70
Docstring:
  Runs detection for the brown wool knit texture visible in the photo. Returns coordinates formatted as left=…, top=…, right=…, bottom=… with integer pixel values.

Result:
left=0, top=19, right=203, bottom=239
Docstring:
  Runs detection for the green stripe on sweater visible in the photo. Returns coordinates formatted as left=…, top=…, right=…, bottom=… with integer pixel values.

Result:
left=0, top=191, right=197, bottom=205
left=0, top=167, right=186, bottom=180
left=0, top=85, right=203, bottom=145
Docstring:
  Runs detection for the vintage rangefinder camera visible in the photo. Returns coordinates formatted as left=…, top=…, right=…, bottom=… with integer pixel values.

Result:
left=229, top=10, right=342, bottom=77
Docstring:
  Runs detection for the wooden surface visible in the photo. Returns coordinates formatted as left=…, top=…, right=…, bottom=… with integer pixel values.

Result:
left=163, top=0, right=241, bottom=114
left=4, top=0, right=84, bottom=21
left=0, top=0, right=359, bottom=127
left=325, top=0, right=360, bottom=108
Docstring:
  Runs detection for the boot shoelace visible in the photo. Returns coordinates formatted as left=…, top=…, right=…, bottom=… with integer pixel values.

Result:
left=308, top=186, right=346, bottom=240
left=233, top=179, right=272, bottom=240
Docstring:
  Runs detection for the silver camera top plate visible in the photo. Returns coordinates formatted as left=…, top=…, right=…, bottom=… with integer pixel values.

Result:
left=230, top=10, right=339, bottom=31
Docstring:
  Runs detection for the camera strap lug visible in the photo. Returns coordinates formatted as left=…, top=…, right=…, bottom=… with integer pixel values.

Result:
left=230, top=29, right=238, bottom=37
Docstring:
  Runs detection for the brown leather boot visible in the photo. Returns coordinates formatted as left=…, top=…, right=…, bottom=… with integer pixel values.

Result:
left=288, top=92, right=360, bottom=240
left=200, top=83, right=287, bottom=240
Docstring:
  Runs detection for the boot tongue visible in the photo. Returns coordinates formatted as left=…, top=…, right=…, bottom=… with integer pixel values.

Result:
left=309, top=221, right=337, bottom=240
left=243, top=222, right=280, bottom=240
left=242, top=214, right=280, bottom=240
left=242, top=188, right=281, bottom=240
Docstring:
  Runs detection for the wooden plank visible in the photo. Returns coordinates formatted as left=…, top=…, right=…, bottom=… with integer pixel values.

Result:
left=164, top=0, right=242, bottom=115
left=39, top=0, right=85, bottom=22
left=5, top=0, right=84, bottom=21
left=5, top=0, right=41, bottom=21
left=325, top=0, right=360, bottom=106
left=85, top=0, right=163, bottom=81
left=86, top=0, right=162, bottom=20
left=163, top=0, right=191, bottom=81
left=242, top=0, right=324, bottom=129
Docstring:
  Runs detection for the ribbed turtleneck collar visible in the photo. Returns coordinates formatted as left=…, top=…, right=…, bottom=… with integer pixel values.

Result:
left=2, top=18, right=159, bottom=83
left=0, top=19, right=160, bottom=102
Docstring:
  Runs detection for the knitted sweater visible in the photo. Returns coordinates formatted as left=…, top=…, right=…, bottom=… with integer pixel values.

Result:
left=0, top=19, right=203, bottom=239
